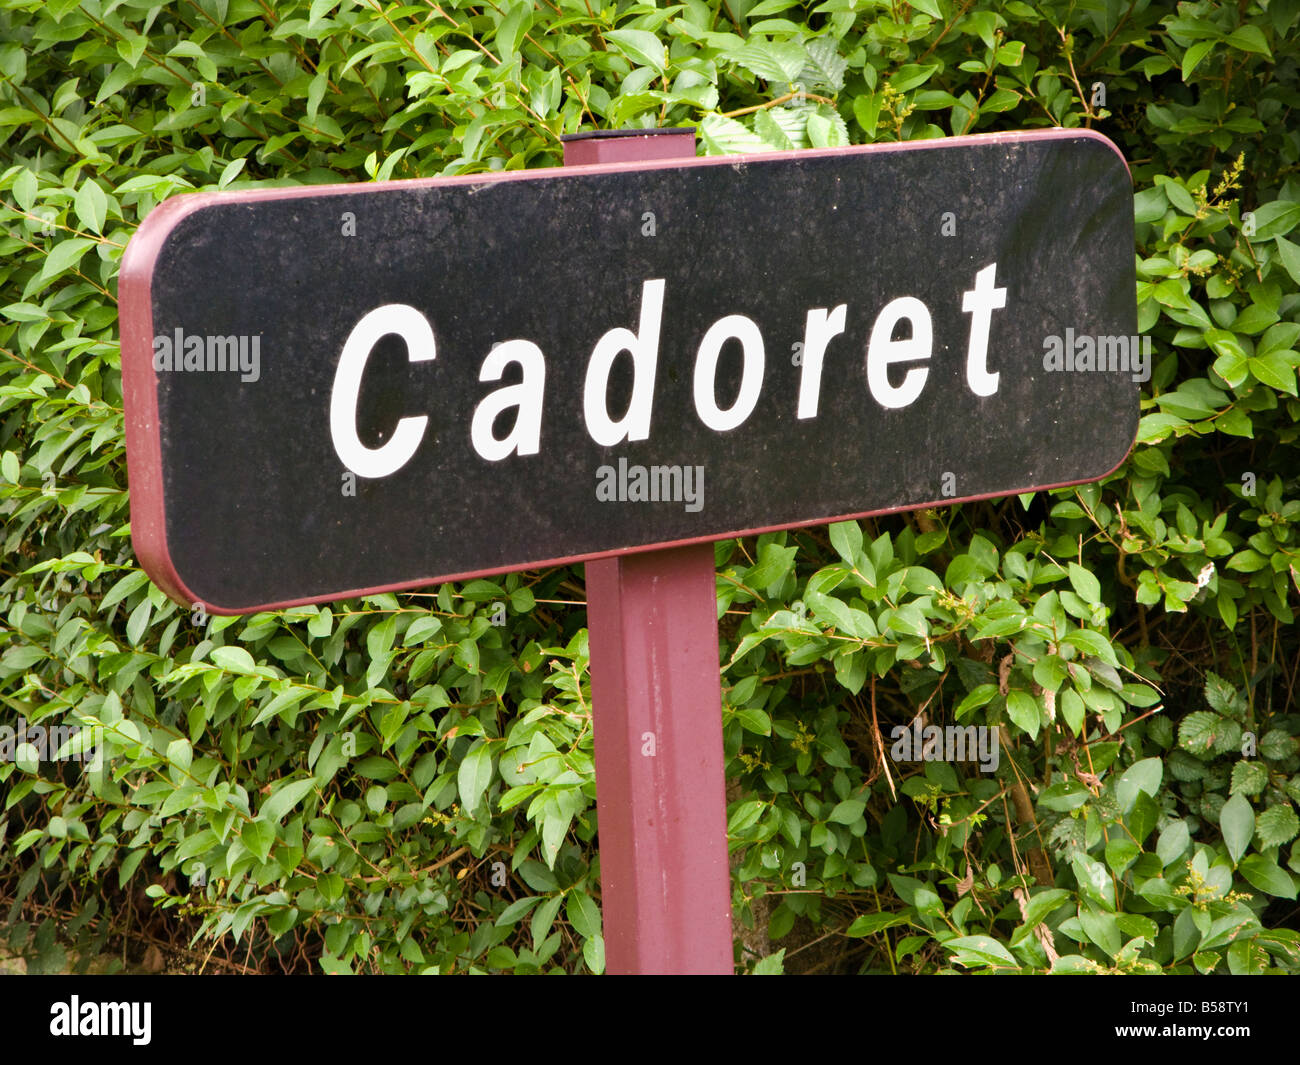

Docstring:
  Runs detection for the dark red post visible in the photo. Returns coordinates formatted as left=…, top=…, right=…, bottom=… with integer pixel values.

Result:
left=564, top=129, right=734, bottom=975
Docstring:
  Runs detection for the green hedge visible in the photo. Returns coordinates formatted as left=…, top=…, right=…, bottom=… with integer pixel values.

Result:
left=1, top=0, right=1298, bottom=974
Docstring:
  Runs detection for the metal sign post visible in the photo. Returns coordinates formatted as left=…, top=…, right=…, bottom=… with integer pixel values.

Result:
left=566, top=125, right=732, bottom=975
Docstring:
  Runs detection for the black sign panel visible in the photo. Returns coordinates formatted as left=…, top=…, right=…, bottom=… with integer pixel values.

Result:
left=121, top=130, right=1138, bottom=613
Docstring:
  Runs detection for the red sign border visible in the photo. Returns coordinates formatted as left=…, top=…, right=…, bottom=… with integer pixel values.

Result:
left=120, top=128, right=1135, bottom=615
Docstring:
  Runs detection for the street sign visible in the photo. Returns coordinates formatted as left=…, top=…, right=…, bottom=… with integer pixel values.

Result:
left=121, top=129, right=1137, bottom=615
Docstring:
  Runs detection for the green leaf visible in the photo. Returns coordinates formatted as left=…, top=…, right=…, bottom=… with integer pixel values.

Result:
left=1182, top=40, right=1214, bottom=80
left=1104, top=837, right=1139, bottom=877
left=13, top=168, right=38, bottom=211
left=1156, top=820, right=1190, bottom=867
left=944, top=934, right=1018, bottom=968
left=1223, top=24, right=1271, bottom=58
left=261, top=777, right=317, bottom=825
left=846, top=911, right=909, bottom=937
left=1237, top=855, right=1296, bottom=899
left=1163, top=181, right=1197, bottom=216
left=1249, top=352, right=1296, bottom=394
left=1006, top=690, right=1040, bottom=739
left=565, top=889, right=602, bottom=940
left=496, top=895, right=541, bottom=927
left=853, top=91, right=882, bottom=137
left=241, top=819, right=275, bottom=863
left=801, top=37, right=847, bottom=91
left=1116, top=757, right=1162, bottom=813
left=891, top=63, right=939, bottom=93
left=1067, top=563, right=1101, bottom=605
left=735, top=706, right=772, bottom=735
left=457, top=741, right=494, bottom=813
left=827, top=798, right=865, bottom=825
left=166, top=738, right=192, bottom=773
left=1219, top=793, right=1254, bottom=864
left=1251, top=201, right=1300, bottom=240
left=583, top=934, right=605, bottom=974
left=1017, top=888, right=1070, bottom=930
left=828, top=520, right=863, bottom=565
left=699, top=113, right=767, bottom=156
left=125, top=599, right=151, bottom=645
left=1256, top=804, right=1300, bottom=849
left=42, top=237, right=96, bottom=281
left=605, top=29, right=666, bottom=73
left=530, top=894, right=562, bottom=949
left=74, top=179, right=107, bottom=234
left=1063, top=629, right=1117, bottom=665
left=727, top=40, right=806, bottom=84
left=1275, top=236, right=1300, bottom=286
left=217, top=157, right=247, bottom=189
left=908, top=0, right=943, bottom=17
left=1178, top=710, right=1224, bottom=754
left=495, top=3, right=533, bottom=61
left=211, top=645, right=257, bottom=673
left=1230, top=760, right=1268, bottom=796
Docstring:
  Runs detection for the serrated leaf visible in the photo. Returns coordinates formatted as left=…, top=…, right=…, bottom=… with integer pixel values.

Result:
left=1256, top=804, right=1300, bottom=849
left=699, top=113, right=767, bottom=155
left=1260, top=729, right=1298, bottom=761
left=727, top=40, right=807, bottom=84
left=806, top=108, right=849, bottom=147
left=1179, top=710, right=1224, bottom=754
left=1230, top=760, right=1268, bottom=796
left=753, top=108, right=795, bottom=150
left=800, top=37, right=846, bottom=91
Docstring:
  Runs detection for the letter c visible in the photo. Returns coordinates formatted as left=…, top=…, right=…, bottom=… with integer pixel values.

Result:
left=330, top=304, right=434, bottom=478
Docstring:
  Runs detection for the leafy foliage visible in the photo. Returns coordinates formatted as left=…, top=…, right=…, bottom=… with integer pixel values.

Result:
left=2, top=0, right=1299, bottom=973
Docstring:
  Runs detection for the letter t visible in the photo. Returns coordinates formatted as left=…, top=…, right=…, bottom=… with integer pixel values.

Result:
left=962, top=262, right=1006, bottom=397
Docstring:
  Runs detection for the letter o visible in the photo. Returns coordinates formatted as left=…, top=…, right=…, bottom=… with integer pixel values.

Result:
left=693, top=315, right=764, bottom=432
